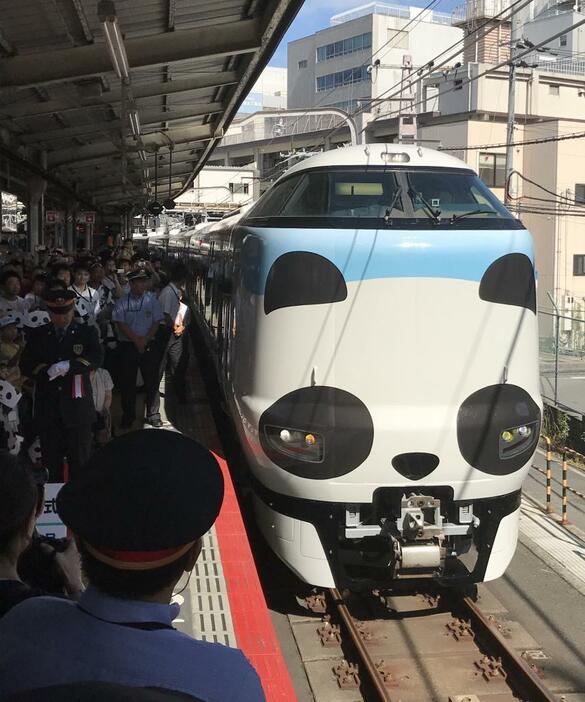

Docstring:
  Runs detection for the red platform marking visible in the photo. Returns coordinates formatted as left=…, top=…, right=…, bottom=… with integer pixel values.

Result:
left=212, top=452, right=298, bottom=702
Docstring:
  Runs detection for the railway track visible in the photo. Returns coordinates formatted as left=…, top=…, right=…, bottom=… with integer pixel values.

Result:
left=292, top=586, right=558, bottom=702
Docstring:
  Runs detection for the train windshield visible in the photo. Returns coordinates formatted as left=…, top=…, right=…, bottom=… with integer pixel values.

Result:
left=245, top=167, right=521, bottom=229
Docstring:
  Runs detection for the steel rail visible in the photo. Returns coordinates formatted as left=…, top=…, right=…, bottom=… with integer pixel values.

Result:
left=460, top=595, right=557, bottom=702
left=329, top=587, right=558, bottom=702
left=329, top=588, right=393, bottom=702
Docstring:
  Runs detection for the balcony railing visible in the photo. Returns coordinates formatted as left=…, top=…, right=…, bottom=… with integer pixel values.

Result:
left=452, top=0, right=511, bottom=24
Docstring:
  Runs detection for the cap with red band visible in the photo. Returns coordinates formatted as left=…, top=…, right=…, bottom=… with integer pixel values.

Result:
left=56, top=429, right=224, bottom=571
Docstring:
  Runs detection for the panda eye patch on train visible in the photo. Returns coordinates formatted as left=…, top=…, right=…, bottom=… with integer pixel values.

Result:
left=457, top=384, right=540, bottom=475
left=259, top=386, right=374, bottom=479
left=264, top=426, right=324, bottom=463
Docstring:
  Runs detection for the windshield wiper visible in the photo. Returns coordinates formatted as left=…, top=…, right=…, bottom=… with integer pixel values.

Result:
left=384, top=186, right=403, bottom=226
left=407, top=188, right=441, bottom=224
left=450, top=209, right=490, bottom=223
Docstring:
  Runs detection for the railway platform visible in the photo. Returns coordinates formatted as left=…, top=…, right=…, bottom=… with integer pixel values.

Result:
left=112, top=349, right=298, bottom=702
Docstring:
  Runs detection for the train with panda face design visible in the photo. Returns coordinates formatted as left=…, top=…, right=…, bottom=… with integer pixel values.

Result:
left=189, top=144, right=541, bottom=590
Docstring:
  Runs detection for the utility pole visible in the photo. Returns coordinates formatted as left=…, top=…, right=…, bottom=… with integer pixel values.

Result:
left=504, top=19, right=517, bottom=206
left=398, top=55, right=417, bottom=143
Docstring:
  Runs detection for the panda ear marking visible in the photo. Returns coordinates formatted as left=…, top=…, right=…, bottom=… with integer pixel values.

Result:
left=264, top=252, right=348, bottom=315
left=479, top=253, right=536, bottom=314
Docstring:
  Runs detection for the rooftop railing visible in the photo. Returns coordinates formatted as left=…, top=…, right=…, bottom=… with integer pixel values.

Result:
left=330, top=2, right=452, bottom=26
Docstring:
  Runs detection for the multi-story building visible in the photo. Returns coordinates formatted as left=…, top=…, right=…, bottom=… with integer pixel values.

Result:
left=366, top=59, right=585, bottom=320
left=240, top=66, right=288, bottom=113
left=287, top=2, right=463, bottom=115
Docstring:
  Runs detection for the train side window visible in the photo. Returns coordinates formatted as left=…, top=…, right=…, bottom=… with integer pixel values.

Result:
left=280, top=172, right=328, bottom=215
left=246, top=174, right=303, bottom=218
left=407, top=170, right=510, bottom=219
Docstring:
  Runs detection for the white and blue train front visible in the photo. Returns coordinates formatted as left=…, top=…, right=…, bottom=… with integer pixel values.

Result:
left=198, top=144, right=541, bottom=589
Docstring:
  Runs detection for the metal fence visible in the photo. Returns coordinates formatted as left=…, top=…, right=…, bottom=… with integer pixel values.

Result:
left=539, top=308, right=585, bottom=415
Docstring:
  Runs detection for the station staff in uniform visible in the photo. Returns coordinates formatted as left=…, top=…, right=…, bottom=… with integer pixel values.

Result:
left=112, top=270, right=164, bottom=429
left=0, top=430, right=265, bottom=701
left=19, top=289, right=103, bottom=482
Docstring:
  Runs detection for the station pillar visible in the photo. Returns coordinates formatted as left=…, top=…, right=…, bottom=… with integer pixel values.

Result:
left=65, top=200, right=78, bottom=252
left=27, top=174, right=46, bottom=253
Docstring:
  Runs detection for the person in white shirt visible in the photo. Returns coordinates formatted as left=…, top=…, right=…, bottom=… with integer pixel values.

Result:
left=0, top=271, right=27, bottom=318
left=24, top=273, right=47, bottom=313
left=158, top=262, right=190, bottom=404
left=69, top=262, right=100, bottom=327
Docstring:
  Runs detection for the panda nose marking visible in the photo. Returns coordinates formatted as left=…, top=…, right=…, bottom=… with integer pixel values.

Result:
left=392, top=452, right=440, bottom=481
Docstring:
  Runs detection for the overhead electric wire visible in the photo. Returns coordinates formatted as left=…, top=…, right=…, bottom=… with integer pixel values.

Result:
left=373, top=13, right=585, bottom=124
left=320, top=0, right=535, bottom=144
left=439, top=128, right=585, bottom=151
left=509, top=171, right=585, bottom=206
left=324, top=2, right=585, bottom=145
left=254, top=0, right=443, bottom=159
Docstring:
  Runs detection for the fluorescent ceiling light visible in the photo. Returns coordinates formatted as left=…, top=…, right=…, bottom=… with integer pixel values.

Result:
left=128, top=108, right=141, bottom=138
left=98, top=2, right=130, bottom=82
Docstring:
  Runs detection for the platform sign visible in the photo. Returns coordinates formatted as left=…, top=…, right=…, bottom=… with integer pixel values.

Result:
left=2, top=192, right=18, bottom=232
left=78, top=211, right=96, bottom=224
left=37, top=483, right=67, bottom=539
left=46, top=210, right=62, bottom=224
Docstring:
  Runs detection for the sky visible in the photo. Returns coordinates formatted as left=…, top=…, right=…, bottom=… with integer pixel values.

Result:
left=269, top=0, right=461, bottom=67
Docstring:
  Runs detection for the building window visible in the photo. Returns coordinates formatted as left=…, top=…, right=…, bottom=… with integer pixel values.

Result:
left=316, top=32, right=372, bottom=62
left=549, top=84, right=560, bottom=95
left=229, top=182, right=249, bottom=194
left=478, top=152, right=506, bottom=188
left=560, top=34, right=567, bottom=46
left=574, top=255, right=585, bottom=276
left=576, top=184, right=585, bottom=203
left=316, top=65, right=370, bottom=91
left=298, top=60, right=307, bottom=69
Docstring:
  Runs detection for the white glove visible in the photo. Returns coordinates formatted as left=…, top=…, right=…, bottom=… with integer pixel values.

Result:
left=47, top=360, right=70, bottom=381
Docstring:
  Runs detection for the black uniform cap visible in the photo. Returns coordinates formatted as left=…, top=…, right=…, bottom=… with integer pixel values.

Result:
left=56, top=430, right=224, bottom=570
left=43, top=288, right=77, bottom=313
left=127, top=270, right=149, bottom=282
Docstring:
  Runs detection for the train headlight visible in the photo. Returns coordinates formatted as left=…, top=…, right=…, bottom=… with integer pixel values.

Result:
left=499, top=422, right=537, bottom=459
left=265, top=426, right=324, bottom=463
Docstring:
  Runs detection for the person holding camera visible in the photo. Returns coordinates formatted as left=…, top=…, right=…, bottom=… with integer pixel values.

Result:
left=0, top=431, right=264, bottom=701
left=0, top=453, right=83, bottom=619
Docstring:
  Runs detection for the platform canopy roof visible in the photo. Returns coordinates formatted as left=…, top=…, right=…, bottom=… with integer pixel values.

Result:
left=0, top=0, right=302, bottom=212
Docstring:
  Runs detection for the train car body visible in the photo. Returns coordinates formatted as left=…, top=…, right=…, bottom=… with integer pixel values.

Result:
left=191, top=145, right=541, bottom=590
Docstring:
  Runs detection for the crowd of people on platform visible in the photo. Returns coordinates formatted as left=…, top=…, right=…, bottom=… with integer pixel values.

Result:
left=0, top=244, right=191, bottom=481
left=0, top=244, right=265, bottom=700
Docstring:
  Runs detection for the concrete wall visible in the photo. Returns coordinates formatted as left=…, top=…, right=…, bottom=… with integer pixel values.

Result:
left=523, top=10, right=585, bottom=56
left=428, top=63, right=585, bottom=121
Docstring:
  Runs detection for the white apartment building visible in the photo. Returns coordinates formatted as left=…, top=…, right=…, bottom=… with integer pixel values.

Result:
left=175, top=166, right=257, bottom=213
left=240, top=66, right=288, bottom=113
left=287, top=2, right=463, bottom=115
